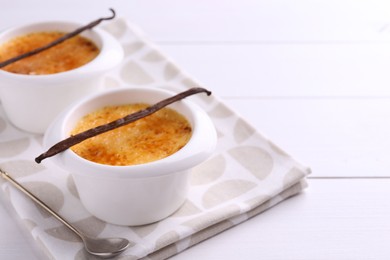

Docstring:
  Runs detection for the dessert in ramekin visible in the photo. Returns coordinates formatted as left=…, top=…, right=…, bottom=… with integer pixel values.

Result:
left=0, top=21, right=123, bottom=133
left=43, top=87, right=217, bottom=226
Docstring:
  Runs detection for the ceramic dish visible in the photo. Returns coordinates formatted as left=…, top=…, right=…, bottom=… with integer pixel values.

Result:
left=43, top=87, right=217, bottom=226
left=0, top=21, right=124, bottom=134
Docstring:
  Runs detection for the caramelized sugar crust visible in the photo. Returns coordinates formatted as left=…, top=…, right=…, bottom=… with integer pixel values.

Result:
left=0, top=31, right=99, bottom=75
left=70, top=104, right=192, bottom=166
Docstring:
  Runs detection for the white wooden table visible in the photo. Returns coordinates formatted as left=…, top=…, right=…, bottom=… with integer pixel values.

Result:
left=1, top=1, right=390, bottom=259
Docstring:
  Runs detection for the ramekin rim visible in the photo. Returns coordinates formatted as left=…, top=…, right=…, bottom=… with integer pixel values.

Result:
left=44, top=87, right=217, bottom=179
left=0, top=20, right=123, bottom=82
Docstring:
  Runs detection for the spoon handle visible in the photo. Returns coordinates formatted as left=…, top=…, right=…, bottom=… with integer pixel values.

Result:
left=0, top=168, right=83, bottom=239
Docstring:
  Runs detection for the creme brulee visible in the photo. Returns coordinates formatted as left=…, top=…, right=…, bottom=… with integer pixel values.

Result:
left=0, top=31, right=99, bottom=75
left=70, top=104, right=192, bottom=166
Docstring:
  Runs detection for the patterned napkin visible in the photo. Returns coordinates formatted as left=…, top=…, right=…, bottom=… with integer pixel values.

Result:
left=0, top=18, right=310, bottom=259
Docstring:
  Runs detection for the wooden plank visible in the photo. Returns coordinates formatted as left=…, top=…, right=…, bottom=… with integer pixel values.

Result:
left=223, top=98, right=390, bottom=177
left=159, top=43, right=390, bottom=97
left=2, top=0, right=390, bottom=42
left=171, top=178, right=390, bottom=260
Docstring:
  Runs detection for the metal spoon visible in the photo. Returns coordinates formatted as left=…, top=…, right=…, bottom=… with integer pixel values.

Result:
left=0, top=168, right=130, bottom=258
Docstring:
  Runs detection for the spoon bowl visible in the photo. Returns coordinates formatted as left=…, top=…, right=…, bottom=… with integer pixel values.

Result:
left=82, top=236, right=130, bottom=258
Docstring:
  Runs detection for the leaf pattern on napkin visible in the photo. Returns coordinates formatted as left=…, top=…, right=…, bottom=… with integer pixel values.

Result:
left=228, top=146, right=274, bottom=180
left=154, top=231, right=180, bottom=251
left=22, top=218, right=37, bottom=231
left=142, top=50, right=165, bottom=62
left=0, top=138, right=30, bottom=157
left=120, top=61, right=155, bottom=85
left=244, top=194, right=272, bottom=210
left=147, top=243, right=178, bottom=260
left=101, top=18, right=128, bottom=39
left=35, top=237, right=56, bottom=260
left=283, top=167, right=307, bottom=190
left=123, top=42, right=145, bottom=57
left=234, top=118, right=256, bottom=143
left=181, top=78, right=202, bottom=89
left=279, top=180, right=306, bottom=200
left=164, top=62, right=179, bottom=80
left=66, top=175, right=79, bottom=199
left=182, top=204, right=241, bottom=232
left=190, top=154, right=226, bottom=186
left=188, top=219, right=235, bottom=248
left=132, top=222, right=159, bottom=238
left=208, top=103, right=234, bottom=118
left=202, top=180, right=257, bottom=209
left=267, top=140, right=290, bottom=157
left=76, top=216, right=107, bottom=237
left=103, top=76, right=121, bottom=89
left=23, top=181, right=64, bottom=218
left=170, top=200, right=202, bottom=218
left=0, top=160, right=45, bottom=177
left=246, top=198, right=273, bottom=219
left=45, top=216, right=106, bottom=242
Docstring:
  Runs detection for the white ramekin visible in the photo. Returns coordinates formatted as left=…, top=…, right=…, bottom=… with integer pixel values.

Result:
left=0, top=21, right=124, bottom=134
left=43, top=87, right=217, bottom=226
